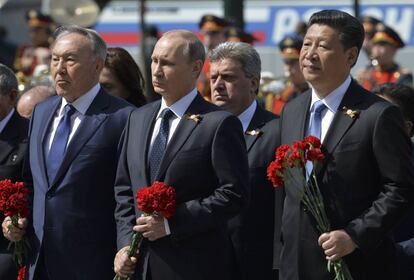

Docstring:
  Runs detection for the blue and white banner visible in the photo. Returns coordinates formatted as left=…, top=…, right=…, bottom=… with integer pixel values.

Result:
left=95, top=1, right=414, bottom=47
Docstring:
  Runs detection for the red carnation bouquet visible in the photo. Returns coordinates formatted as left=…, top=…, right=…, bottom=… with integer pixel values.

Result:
left=267, top=136, right=353, bottom=280
left=17, top=266, right=26, bottom=280
left=114, top=181, right=176, bottom=280
left=0, top=179, right=30, bottom=275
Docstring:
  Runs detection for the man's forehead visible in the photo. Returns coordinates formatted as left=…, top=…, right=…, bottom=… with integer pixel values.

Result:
left=153, top=39, right=186, bottom=57
left=211, top=58, right=242, bottom=71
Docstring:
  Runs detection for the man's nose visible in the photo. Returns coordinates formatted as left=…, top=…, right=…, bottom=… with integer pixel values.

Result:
left=212, top=76, right=224, bottom=90
left=152, top=63, right=162, bottom=77
left=304, top=45, right=318, bottom=60
left=55, top=60, right=66, bottom=74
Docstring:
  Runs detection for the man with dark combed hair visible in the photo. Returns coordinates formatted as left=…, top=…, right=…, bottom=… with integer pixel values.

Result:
left=277, top=9, right=414, bottom=280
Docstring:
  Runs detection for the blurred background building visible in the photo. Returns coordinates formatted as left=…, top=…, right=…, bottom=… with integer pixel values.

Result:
left=0, top=0, right=413, bottom=79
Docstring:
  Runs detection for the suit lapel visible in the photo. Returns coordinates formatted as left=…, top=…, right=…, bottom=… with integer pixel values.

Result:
left=0, top=111, right=19, bottom=163
left=49, top=91, right=108, bottom=188
left=137, top=102, right=160, bottom=186
left=40, top=97, right=61, bottom=186
left=287, top=92, right=312, bottom=185
left=155, top=94, right=206, bottom=181
left=244, top=105, right=267, bottom=153
left=296, top=92, right=311, bottom=142
left=315, top=80, right=364, bottom=175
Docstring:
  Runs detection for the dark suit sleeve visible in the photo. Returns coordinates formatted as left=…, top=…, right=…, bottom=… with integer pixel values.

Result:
left=345, top=105, right=414, bottom=251
left=114, top=113, right=137, bottom=250
left=169, top=115, right=249, bottom=238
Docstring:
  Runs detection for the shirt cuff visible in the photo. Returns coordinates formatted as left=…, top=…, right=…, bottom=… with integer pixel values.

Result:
left=164, top=217, right=171, bottom=235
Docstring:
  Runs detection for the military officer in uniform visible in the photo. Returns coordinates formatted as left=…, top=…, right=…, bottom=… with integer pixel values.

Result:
left=360, top=15, right=381, bottom=60
left=14, top=10, right=54, bottom=91
left=270, top=34, right=309, bottom=115
left=197, top=15, right=229, bottom=101
left=357, top=24, right=413, bottom=91
left=224, top=27, right=256, bottom=45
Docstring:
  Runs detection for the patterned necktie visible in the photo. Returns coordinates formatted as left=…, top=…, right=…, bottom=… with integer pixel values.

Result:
left=306, top=100, right=326, bottom=176
left=148, top=108, right=174, bottom=183
left=46, top=104, right=76, bottom=183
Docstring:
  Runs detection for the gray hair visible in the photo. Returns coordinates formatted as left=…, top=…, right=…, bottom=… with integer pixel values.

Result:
left=0, top=63, right=17, bottom=95
left=53, top=25, right=107, bottom=61
left=209, top=42, right=261, bottom=81
left=161, top=30, right=205, bottom=63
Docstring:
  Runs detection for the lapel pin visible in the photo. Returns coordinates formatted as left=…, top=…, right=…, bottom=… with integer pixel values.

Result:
left=246, top=129, right=263, bottom=136
left=341, top=106, right=360, bottom=119
left=186, top=113, right=202, bottom=123
left=11, top=154, right=18, bottom=162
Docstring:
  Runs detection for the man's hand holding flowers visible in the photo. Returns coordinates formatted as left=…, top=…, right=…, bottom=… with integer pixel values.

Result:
left=319, top=229, right=358, bottom=261
left=2, top=216, right=28, bottom=242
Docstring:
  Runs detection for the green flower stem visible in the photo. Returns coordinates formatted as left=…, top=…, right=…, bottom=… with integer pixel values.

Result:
left=7, top=215, right=29, bottom=268
left=328, top=259, right=354, bottom=280
left=113, top=232, right=143, bottom=280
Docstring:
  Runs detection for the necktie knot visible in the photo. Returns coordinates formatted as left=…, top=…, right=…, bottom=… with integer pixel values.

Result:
left=159, top=108, right=174, bottom=121
left=312, top=100, right=326, bottom=115
left=64, top=104, right=76, bottom=118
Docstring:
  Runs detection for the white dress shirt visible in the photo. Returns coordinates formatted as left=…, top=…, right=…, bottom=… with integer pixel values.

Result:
left=238, top=101, right=257, bottom=133
left=149, top=88, right=198, bottom=235
left=149, top=88, right=198, bottom=153
left=44, top=84, right=100, bottom=157
left=0, top=108, right=15, bottom=134
left=307, top=75, right=351, bottom=143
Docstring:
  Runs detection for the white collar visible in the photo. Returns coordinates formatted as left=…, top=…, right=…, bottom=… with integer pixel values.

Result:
left=238, top=101, right=257, bottom=133
left=60, top=83, right=100, bottom=115
left=158, top=88, right=198, bottom=119
left=310, top=75, right=351, bottom=113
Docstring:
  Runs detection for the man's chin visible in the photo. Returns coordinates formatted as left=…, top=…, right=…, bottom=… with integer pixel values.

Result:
left=212, top=99, right=227, bottom=108
left=153, top=86, right=166, bottom=95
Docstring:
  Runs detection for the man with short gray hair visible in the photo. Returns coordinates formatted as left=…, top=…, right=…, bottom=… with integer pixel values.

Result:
left=2, top=26, right=134, bottom=279
left=210, top=42, right=280, bottom=280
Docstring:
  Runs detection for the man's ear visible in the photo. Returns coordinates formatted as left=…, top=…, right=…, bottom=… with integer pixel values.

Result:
left=95, top=57, right=105, bottom=73
left=192, top=60, right=204, bottom=78
left=251, top=77, right=259, bottom=95
left=347, top=47, right=358, bottom=66
left=10, top=89, right=18, bottom=104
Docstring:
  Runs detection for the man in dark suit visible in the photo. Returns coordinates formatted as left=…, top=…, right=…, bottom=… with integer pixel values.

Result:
left=0, top=63, right=28, bottom=279
left=2, top=26, right=133, bottom=280
left=209, top=41, right=279, bottom=280
left=113, top=30, right=249, bottom=280
left=277, top=10, right=414, bottom=280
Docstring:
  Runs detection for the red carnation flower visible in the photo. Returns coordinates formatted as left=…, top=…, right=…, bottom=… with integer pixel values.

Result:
left=267, top=160, right=284, bottom=188
left=17, top=265, right=26, bottom=280
left=304, top=135, right=321, bottom=148
left=307, top=148, right=325, bottom=162
left=275, top=144, right=290, bottom=161
left=115, top=182, right=176, bottom=280
left=136, top=181, right=176, bottom=219
left=289, top=140, right=307, bottom=168
left=0, top=180, right=30, bottom=269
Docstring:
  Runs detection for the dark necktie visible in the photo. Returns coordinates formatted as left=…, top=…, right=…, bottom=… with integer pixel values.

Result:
left=46, top=104, right=76, bottom=183
left=148, top=108, right=174, bottom=183
left=306, top=100, right=326, bottom=176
